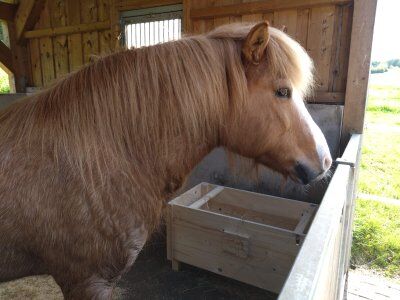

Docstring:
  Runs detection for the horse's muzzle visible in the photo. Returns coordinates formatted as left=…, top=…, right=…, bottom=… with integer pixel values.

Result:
left=294, top=162, right=323, bottom=185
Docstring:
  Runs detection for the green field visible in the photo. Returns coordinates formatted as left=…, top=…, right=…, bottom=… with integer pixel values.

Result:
left=0, top=68, right=10, bottom=93
left=351, top=69, right=400, bottom=278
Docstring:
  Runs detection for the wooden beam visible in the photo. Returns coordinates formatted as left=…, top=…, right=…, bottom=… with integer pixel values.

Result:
left=183, top=0, right=191, bottom=33
left=191, top=0, right=352, bottom=19
left=306, top=92, right=345, bottom=104
left=341, top=0, right=377, bottom=151
left=15, top=0, right=46, bottom=43
left=116, top=0, right=181, bottom=11
left=24, top=21, right=111, bottom=39
left=0, top=2, right=17, bottom=21
left=0, top=40, right=14, bottom=73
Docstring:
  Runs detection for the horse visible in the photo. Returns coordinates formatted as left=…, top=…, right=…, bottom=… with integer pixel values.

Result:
left=0, top=22, right=332, bottom=299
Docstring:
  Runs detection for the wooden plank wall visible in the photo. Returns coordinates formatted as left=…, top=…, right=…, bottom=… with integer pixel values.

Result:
left=24, top=0, right=354, bottom=105
left=27, top=0, right=114, bottom=87
left=187, top=0, right=354, bottom=103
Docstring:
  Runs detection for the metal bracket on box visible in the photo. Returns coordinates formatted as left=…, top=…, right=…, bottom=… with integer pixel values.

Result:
left=335, top=158, right=355, bottom=168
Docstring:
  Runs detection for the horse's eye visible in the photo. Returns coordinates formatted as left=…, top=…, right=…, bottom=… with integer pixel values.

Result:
left=275, top=88, right=291, bottom=99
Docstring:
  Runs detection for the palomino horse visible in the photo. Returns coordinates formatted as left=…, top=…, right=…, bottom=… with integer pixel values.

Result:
left=0, top=22, right=331, bottom=299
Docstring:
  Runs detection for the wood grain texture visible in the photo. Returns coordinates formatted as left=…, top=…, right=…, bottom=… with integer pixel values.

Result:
left=295, top=9, right=309, bottom=47
left=81, top=0, right=99, bottom=64
left=14, top=0, right=46, bottom=43
left=24, top=22, right=111, bottom=39
left=191, top=0, right=351, bottom=19
left=98, top=0, right=112, bottom=55
left=67, top=0, right=83, bottom=72
left=167, top=183, right=309, bottom=293
left=37, top=5, right=55, bottom=86
left=306, top=5, right=335, bottom=91
left=183, top=0, right=192, bottom=33
left=49, top=0, right=69, bottom=78
left=116, top=0, right=181, bottom=11
left=242, top=0, right=263, bottom=24
left=29, top=38, right=42, bottom=86
left=273, top=9, right=297, bottom=37
left=341, top=0, right=377, bottom=149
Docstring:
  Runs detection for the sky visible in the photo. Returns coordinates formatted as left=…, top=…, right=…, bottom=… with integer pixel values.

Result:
left=371, top=0, right=400, bottom=61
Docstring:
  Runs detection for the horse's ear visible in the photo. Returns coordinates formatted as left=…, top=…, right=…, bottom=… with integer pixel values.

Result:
left=242, top=22, right=270, bottom=65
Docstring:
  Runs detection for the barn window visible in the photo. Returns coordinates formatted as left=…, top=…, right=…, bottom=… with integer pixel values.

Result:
left=121, top=4, right=183, bottom=49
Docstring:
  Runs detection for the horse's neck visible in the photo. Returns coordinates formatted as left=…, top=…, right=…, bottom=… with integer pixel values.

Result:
left=160, top=140, right=216, bottom=198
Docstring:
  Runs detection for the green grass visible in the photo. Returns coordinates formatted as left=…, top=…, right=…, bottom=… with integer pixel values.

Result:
left=352, top=198, right=400, bottom=277
left=357, top=83, right=400, bottom=199
left=351, top=73, right=400, bottom=278
left=0, top=67, right=10, bottom=93
left=358, top=131, right=400, bottom=199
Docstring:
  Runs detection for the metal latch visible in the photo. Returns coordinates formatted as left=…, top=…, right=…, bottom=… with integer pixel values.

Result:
left=335, top=158, right=355, bottom=168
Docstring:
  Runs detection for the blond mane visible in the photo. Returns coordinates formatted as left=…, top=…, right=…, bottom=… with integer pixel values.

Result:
left=0, top=23, right=313, bottom=230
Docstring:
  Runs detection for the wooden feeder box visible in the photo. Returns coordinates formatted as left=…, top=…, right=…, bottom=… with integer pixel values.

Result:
left=166, top=183, right=318, bottom=293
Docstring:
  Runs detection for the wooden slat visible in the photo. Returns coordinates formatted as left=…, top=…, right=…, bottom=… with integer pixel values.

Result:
left=116, top=0, right=181, bottom=11
left=98, top=0, right=112, bottom=55
left=328, top=4, right=352, bottom=93
left=331, top=4, right=353, bottom=92
left=28, top=38, right=42, bottom=86
left=262, top=12, right=274, bottom=25
left=38, top=5, right=55, bottom=86
left=66, top=1, right=83, bottom=72
left=294, top=206, right=316, bottom=234
left=307, top=91, right=345, bottom=104
left=228, top=0, right=242, bottom=24
left=0, top=40, right=14, bottom=73
left=81, top=0, right=100, bottom=64
left=49, top=0, right=69, bottom=78
left=14, top=0, right=46, bottom=43
left=188, top=186, right=224, bottom=209
left=7, top=16, right=29, bottom=92
left=24, top=21, right=111, bottom=39
left=212, top=0, right=231, bottom=29
left=240, top=0, right=262, bottom=23
left=183, top=0, right=191, bottom=33
left=0, top=2, right=17, bottom=21
left=295, top=9, right=309, bottom=47
left=273, top=9, right=297, bottom=37
left=306, top=5, right=335, bottom=91
left=191, top=0, right=352, bottom=19
left=341, top=0, right=376, bottom=150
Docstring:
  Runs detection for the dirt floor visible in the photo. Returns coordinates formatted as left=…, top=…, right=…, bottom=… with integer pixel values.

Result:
left=0, top=234, right=275, bottom=300
left=2, top=241, right=400, bottom=299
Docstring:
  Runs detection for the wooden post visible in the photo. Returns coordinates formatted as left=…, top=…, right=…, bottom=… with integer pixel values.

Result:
left=183, top=0, right=191, bottom=33
left=7, top=20, right=29, bottom=93
left=340, top=0, right=377, bottom=151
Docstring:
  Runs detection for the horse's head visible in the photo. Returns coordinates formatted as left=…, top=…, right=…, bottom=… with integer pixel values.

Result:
left=221, top=22, right=332, bottom=185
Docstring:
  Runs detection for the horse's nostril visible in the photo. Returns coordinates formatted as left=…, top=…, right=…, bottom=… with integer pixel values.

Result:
left=322, top=156, right=332, bottom=171
left=295, top=163, right=311, bottom=185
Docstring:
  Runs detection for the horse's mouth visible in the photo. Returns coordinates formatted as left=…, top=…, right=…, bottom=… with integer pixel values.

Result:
left=255, top=156, right=326, bottom=185
left=290, top=162, right=327, bottom=185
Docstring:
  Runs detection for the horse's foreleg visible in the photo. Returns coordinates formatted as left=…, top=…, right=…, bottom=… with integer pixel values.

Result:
left=55, top=224, right=148, bottom=300
left=0, top=247, right=45, bottom=282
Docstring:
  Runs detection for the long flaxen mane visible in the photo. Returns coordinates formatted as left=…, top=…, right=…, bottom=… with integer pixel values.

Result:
left=0, top=23, right=313, bottom=231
